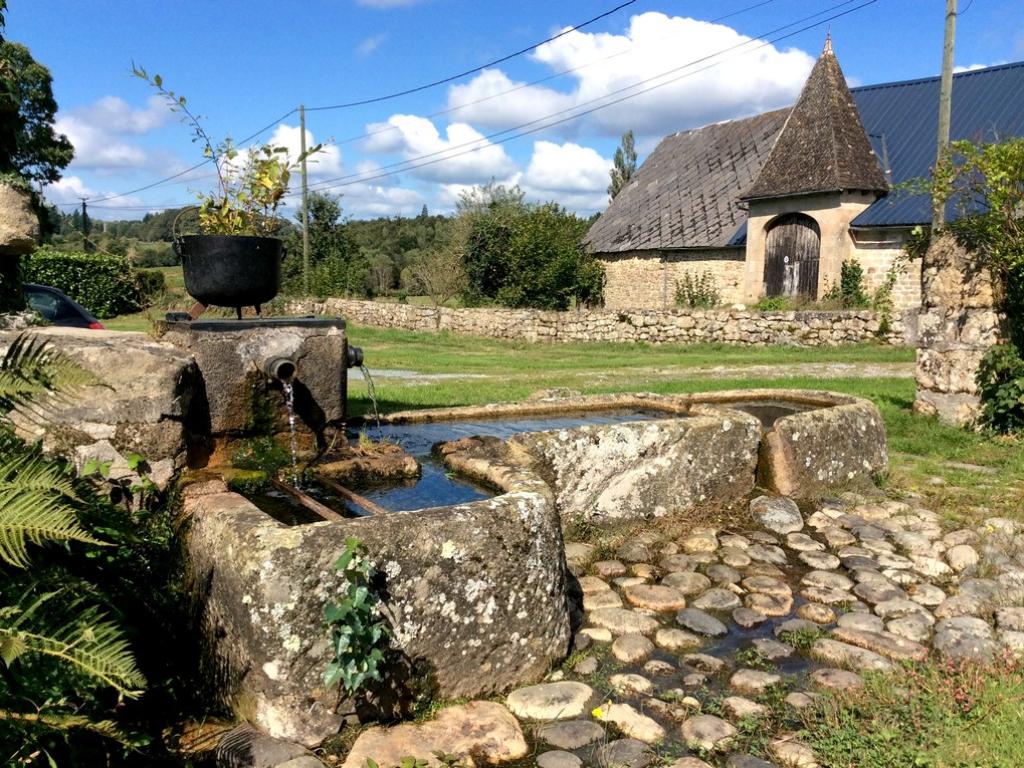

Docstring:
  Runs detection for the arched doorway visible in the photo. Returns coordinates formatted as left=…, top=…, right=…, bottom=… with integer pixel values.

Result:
left=762, top=213, right=821, bottom=298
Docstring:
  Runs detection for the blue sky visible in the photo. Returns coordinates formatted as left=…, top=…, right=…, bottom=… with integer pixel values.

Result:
left=8, top=0, right=1023, bottom=220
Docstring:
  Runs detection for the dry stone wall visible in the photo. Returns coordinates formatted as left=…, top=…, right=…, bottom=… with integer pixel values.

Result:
left=284, top=298, right=910, bottom=346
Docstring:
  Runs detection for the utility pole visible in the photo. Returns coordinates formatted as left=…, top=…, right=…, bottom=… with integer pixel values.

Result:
left=79, top=197, right=91, bottom=252
left=299, top=104, right=310, bottom=295
left=932, top=0, right=957, bottom=233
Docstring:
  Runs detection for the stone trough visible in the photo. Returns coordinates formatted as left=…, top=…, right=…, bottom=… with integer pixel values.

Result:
left=183, top=389, right=887, bottom=745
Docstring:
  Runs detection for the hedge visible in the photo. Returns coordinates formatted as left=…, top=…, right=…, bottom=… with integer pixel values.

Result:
left=23, top=247, right=141, bottom=318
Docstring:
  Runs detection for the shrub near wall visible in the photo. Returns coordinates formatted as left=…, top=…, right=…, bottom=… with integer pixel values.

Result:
left=24, top=247, right=141, bottom=318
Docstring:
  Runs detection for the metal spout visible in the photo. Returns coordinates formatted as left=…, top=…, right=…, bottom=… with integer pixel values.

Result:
left=264, top=356, right=297, bottom=381
left=346, top=346, right=364, bottom=369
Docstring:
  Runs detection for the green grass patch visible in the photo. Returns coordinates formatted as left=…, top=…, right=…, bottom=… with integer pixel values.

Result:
left=801, top=657, right=1024, bottom=768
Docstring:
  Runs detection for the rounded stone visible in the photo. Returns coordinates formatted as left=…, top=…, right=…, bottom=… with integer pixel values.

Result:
left=683, top=652, right=727, bottom=673
left=676, top=608, right=728, bottom=637
left=853, top=581, right=906, bottom=605
left=723, top=696, right=767, bottom=719
left=584, top=591, right=624, bottom=611
left=598, top=703, right=665, bottom=744
left=680, top=715, right=737, bottom=751
left=612, top=633, right=655, bottom=664
left=797, top=603, right=836, bottom=625
left=573, top=657, right=598, bottom=675
left=668, top=759, right=714, bottom=768
left=660, top=554, right=693, bottom=572
left=810, top=668, right=863, bottom=691
left=720, top=547, right=752, bottom=568
left=578, top=576, right=611, bottom=595
left=752, top=638, right=793, bottom=659
left=744, top=592, right=793, bottom=617
left=692, top=588, right=742, bottom=611
left=729, top=668, right=781, bottom=695
left=617, top=541, right=653, bottom=564
left=799, top=551, right=842, bottom=570
left=588, top=608, right=660, bottom=636
left=662, top=571, right=712, bottom=595
left=707, top=564, right=743, bottom=584
left=594, top=738, right=654, bottom=768
left=623, top=583, right=687, bottom=612
left=643, top=659, right=676, bottom=676
left=837, top=612, right=885, bottom=632
left=947, top=544, right=980, bottom=573
left=536, top=720, right=605, bottom=750
left=609, top=673, right=653, bottom=695
left=770, top=738, right=820, bottom=768
left=887, top=613, right=932, bottom=643
left=681, top=534, right=718, bottom=554
left=538, top=751, right=583, bottom=768
left=630, top=563, right=657, bottom=580
left=747, top=544, right=789, bottom=566
left=732, top=606, right=767, bottom=628
left=506, top=681, right=595, bottom=720
left=594, top=560, right=627, bottom=578
left=655, top=627, right=703, bottom=652
left=786, top=532, right=825, bottom=552
left=750, top=495, right=804, bottom=534
left=802, top=570, right=854, bottom=591
left=741, top=575, right=792, bottom=596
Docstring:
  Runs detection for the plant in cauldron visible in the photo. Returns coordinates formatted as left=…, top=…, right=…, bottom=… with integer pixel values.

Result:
left=133, top=64, right=320, bottom=315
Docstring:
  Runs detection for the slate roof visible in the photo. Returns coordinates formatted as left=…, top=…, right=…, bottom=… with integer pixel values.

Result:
left=586, top=58, right=1024, bottom=253
left=741, top=38, right=889, bottom=201
left=851, top=60, right=1024, bottom=227
left=584, top=108, right=787, bottom=252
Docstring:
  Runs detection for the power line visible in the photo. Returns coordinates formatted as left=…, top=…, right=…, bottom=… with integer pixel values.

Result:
left=83, top=107, right=297, bottom=204
left=297, top=0, right=870, bottom=197
left=333, top=0, right=783, bottom=149
left=71, top=0, right=633, bottom=207
left=305, top=0, right=638, bottom=111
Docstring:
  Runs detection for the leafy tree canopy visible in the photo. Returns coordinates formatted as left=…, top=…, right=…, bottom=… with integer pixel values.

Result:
left=607, top=129, right=637, bottom=201
left=0, top=27, right=74, bottom=184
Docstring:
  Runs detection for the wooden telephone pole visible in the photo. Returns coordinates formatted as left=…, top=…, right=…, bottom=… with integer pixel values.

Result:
left=932, top=0, right=957, bottom=233
left=299, top=104, right=310, bottom=295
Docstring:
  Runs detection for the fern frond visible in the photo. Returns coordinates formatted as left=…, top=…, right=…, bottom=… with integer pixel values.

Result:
left=0, top=594, right=145, bottom=696
left=0, top=447, right=80, bottom=502
left=0, top=333, right=100, bottom=419
left=0, top=487, right=106, bottom=568
left=0, top=708, right=130, bottom=740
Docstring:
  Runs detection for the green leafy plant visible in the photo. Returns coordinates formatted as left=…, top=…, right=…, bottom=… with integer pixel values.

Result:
left=753, top=295, right=794, bottom=311
left=323, top=537, right=389, bottom=698
left=22, top=247, right=142, bottom=318
left=674, top=270, right=721, bottom=308
left=823, top=259, right=870, bottom=308
left=133, top=65, right=320, bottom=237
left=976, top=344, right=1024, bottom=433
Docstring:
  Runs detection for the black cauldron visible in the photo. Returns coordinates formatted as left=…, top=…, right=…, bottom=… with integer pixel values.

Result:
left=174, top=235, right=284, bottom=315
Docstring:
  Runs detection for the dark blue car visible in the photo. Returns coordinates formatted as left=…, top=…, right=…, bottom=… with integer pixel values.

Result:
left=23, top=283, right=104, bottom=329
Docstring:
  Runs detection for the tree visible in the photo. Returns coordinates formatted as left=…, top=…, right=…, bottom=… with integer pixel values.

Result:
left=455, top=182, right=604, bottom=310
left=0, top=37, right=74, bottom=184
left=607, top=129, right=637, bottom=201
left=407, top=241, right=467, bottom=309
left=282, top=193, right=368, bottom=297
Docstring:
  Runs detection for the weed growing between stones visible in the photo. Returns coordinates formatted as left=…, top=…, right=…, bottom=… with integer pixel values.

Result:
left=323, top=538, right=390, bottom=699
left=777, top=625, right=825, bottom=651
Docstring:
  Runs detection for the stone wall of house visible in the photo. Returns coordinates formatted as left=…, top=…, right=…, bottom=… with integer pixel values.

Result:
left=849, top=227, right=922, bottom=312
left=600, top=249, right=746, bottom=310
left=284, top=298, right=911, bottom=346
left=914, top=234, right=1003, bottom=426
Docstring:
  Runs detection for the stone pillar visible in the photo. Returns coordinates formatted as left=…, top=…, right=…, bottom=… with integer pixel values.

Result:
left=0, top=183, right=40, bottom=313
left=914, top=234, right=1003, bottom=425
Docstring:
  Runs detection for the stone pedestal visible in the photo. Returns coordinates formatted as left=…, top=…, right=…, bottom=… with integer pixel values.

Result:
left=158, top=318, right=354, bottom=460
left=0, top=183, right=38, bottom=313
left=914, top=234, right=1003, bottom=425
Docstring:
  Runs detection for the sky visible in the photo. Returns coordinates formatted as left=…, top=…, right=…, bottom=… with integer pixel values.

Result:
left=8, top=0, right=1024, bottom=221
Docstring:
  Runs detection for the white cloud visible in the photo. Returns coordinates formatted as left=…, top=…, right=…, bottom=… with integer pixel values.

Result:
left=953, top=61, right=1006, bottom=73
left=445, top=12, right=814, bottom=138
left=55, top=95, right=174, bottom=172
left=357, top=33, right=387, bottom=56
left=42, top=176, right=154, bottom=220
left=362, top=114, right=516, bottom=183
left=524, top=140, right=610, bottom=194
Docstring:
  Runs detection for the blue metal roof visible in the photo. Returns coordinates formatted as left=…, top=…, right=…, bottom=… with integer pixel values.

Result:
left=850, top=61, right=1024, bottom=228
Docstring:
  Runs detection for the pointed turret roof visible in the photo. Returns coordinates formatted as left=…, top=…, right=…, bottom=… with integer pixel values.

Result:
left=741, top=36, right=889, bottom=200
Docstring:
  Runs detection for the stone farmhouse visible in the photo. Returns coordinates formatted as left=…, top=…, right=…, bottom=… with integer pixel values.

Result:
left=585, top=40, right=1024, bottom=311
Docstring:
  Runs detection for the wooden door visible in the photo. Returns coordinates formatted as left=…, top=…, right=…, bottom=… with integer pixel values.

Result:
left=762, top=213, right=821, bottom=298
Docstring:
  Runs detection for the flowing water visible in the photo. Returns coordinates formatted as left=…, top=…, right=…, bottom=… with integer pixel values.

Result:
left=359, top=364, right=381, bottom=432
left=281, top=380, right=300, bottom=487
